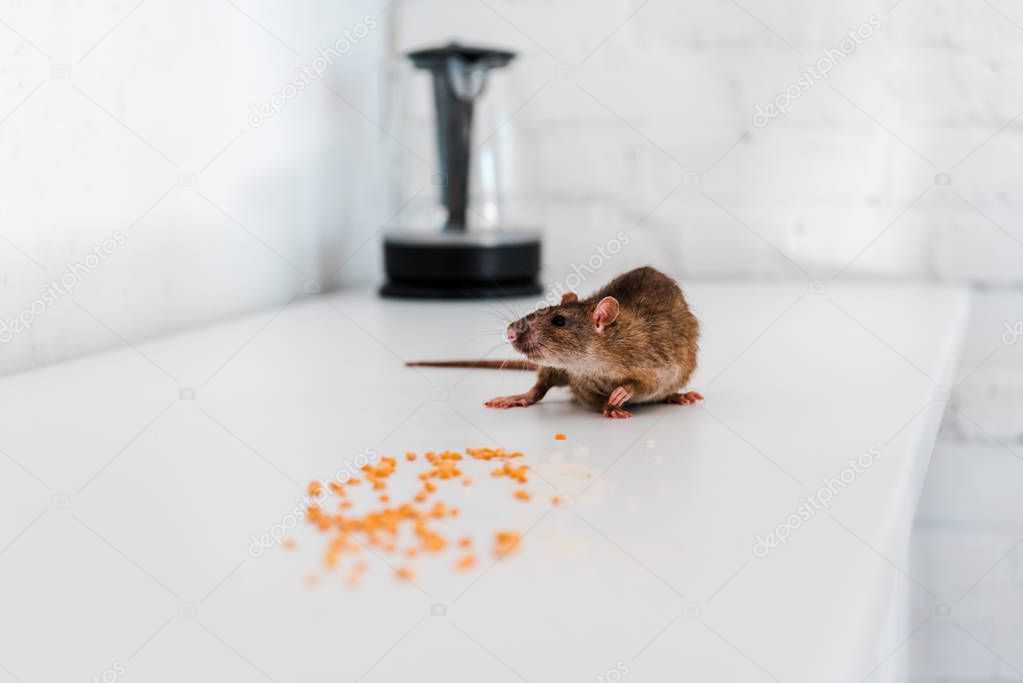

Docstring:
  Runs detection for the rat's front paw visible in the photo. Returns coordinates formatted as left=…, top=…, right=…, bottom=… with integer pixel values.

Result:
left=485, top=394, right=533, bottom=409
left=608, top=386, right=632, bottom=407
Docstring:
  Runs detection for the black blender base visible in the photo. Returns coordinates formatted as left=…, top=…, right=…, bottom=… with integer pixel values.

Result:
left=380, top=230, right=542, bottom=300
left=380, top=279, right=542, bottom=299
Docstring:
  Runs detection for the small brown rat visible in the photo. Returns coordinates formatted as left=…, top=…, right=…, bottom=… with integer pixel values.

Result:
left=408, top=266, right=702, bottom=418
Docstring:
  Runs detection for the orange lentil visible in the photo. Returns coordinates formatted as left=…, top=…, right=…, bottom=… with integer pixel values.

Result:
left=462, top=477, right=472, bottom=486
left=406, top=452, right=417, bottom=461
left=459, top=537, right=472, bottom=548
left=307, top=481, right=323, bottom=496
left=419, top=525, right=446, bottom=552
left=455, top=553, right=476, bottom=571
left=466, top=447, right=523, bottom=461
left=379, top=494, right=389, bottom=503
left=281, top=538, right=297, bottom=550
left=513, top=489, right=531, bottom=501
left=396, top=567, right=415, bottom=582
left=490, top=462, right=528, bottom=483
left=555, top=433, right=567, bottom=440
left=494, top=531, right=521, bottom=558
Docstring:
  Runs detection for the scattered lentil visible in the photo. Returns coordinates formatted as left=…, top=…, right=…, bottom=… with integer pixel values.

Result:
left=302, top=445, right=532, bottom=586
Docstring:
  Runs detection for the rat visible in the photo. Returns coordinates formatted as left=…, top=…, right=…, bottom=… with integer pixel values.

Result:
left=407, top=266, right=702, bottom=418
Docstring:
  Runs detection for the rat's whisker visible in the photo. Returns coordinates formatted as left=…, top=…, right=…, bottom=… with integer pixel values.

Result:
left=476, top=304, right=514, bottom=326
left=477, top=309, right=508, bottom=323
left=487, top=299, right=525, bottom=323
left=497, top=300, right=521, bottom=316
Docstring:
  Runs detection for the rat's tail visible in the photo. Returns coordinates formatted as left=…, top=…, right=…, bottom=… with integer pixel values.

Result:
left=405, top=360, right=538, bottom=371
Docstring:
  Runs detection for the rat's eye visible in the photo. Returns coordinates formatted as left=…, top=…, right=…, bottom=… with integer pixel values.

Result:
left=551, top=315, right=567, bottom=327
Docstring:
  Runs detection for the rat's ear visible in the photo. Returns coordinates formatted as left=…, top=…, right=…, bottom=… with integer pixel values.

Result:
left=560, top=292, right=578, bottom=304
left=592, top=296, right=620, bottom=332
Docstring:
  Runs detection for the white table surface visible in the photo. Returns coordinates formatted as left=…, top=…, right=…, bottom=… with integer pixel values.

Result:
left=0, top=280, right=968, bottom=683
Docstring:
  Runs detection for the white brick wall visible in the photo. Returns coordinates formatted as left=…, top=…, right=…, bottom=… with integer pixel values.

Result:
left=385, top=0, right=1023, bottom=287
left=911, top=440, right=1023, bottom=682
left=0, top=0, right=388, bottom=376
left=945, top=290, right=1023, bottom=442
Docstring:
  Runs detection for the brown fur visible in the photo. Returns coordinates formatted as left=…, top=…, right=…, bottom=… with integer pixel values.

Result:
left=488, top=266, right=701, bottom=417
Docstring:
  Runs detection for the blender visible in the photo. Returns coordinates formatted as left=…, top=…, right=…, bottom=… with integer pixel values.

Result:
left=380, top=42, right=543, bottom=299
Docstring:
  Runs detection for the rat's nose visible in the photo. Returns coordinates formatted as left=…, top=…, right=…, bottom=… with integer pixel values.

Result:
left=506, top=327, right=517, bottom=342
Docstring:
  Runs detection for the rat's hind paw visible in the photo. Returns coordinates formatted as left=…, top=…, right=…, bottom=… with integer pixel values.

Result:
left=485, top=394, right=534, bottom=409
left=602, top=406, right=633, bottom=419
left=664, top=391, right=703, bottom=406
